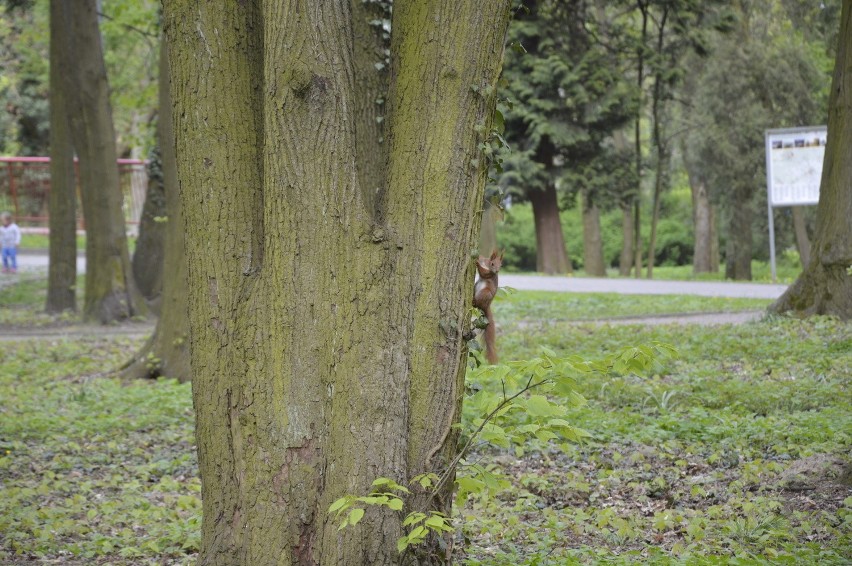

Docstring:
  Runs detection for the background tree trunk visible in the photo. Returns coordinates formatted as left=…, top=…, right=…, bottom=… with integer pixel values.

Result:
left=646, top=148, right=669, bottom=279
left=120, top=39, right=189, bottom=382
left=58, top=0, right=146, bottom=323
left=791, top=206, right=811, bottom=268
left=619, top=204, right=634, bottom=276
left=771, top=0, right=852, bottom=319
left=46, top=0, right=77, bottom=313
left=478, top=200, right=501, bottom=256
left=689, top=173, right=717, bottom=274
left=725, top=188, right=753, bottom=280
left=529, top=184, right=572, bottom=274
left=131, top=148, right=166, bottom=306
left=164, top=1, right=510, bottom=564
left=709, top=204, right=720, bottom=272
left=581, top=190, right=606, bottom=276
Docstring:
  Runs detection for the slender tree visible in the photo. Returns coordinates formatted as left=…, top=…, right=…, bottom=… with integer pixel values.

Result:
left=55, top=0, right=146, bottom=322
left=46, top=0, right=77, bottom=313
left=120, top=39, right=188, bottom=382
left=163, top=1, right=511, bottom=563
left=771, top=0, right=852, bottom=319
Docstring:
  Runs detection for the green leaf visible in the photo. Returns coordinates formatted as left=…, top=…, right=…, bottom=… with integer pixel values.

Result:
left=386, top=498, right=403, bottom=511
left=328, top=496, right=350, bottom=515
left=403, top=512, right=425, bottom=527
left=348, top=508, right=365, bottom=526
left=493, top=109, right=505, bottom=134
left=397, top=537, right=409, bottom=553
left=525, top=395, right=565, bottom=417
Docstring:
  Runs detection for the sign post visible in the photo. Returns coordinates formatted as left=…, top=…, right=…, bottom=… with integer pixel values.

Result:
left=764, top=126, right=826, bottom=282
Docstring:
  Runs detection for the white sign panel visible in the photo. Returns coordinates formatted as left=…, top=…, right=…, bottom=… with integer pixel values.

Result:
left=765, top=126, right=826, bottom=206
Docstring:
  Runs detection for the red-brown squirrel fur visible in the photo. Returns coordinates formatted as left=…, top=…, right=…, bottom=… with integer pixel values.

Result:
left=472, top=250, right=502, bottom=364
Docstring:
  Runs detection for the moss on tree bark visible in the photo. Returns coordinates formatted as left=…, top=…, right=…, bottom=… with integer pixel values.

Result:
left=164, top=1, right=511, bottom=563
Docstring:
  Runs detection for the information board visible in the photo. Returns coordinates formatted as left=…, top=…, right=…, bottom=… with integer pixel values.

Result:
left=765, top=126, right=826, bottom=206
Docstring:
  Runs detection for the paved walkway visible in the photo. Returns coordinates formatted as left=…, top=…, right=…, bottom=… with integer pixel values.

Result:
left=9, top=253, right=788, bottom=300
left=500, top=274, right=787, bottom=299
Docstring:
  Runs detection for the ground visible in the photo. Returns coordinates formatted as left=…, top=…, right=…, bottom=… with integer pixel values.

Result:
left=0, top=272, right=849, bottom=564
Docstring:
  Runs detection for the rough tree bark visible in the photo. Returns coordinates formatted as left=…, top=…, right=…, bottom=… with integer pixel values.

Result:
left=120, top=39, right=189, bottom=382
left=57, top=0, right=146, bottom=323
left=791, top=206, right=811, bottom=269
left=581, top=190, right=606, bottom=276
left=163, top=1, right=511, bottom=564
left=529, top=184, right=572, bottom=274
left=46, top=0, right=77, bottom=313
left=771, top=0, right=852, bottom=319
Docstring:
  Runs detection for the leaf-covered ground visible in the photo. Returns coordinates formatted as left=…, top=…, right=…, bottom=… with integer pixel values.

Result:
left=0, top=280, right=849, bottom=564
left=460, top=309, right=851, bottom=564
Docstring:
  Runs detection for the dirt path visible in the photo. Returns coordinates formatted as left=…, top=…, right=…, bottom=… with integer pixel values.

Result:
left=0, top=321, right=155, bottom=341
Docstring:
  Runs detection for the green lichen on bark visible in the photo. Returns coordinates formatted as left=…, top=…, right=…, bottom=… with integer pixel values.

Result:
left=164, top=0, right=512, bottom=563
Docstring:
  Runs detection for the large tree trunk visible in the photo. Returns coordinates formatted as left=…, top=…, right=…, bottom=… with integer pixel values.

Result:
left=46, top=0, right=77, bottom=313
left=725, top=189, right=753, bottom=280
left=58, top=0, right=146, bottom=323
left=529, top=184, right=572, bottom=274
left=689, top=173, right=717, bottom=274
left=581, top=190, right=606, bottom=276
left=131, top=148, right=167, bottom=305
left=120, top=39, right=189, bottom=382
left=771, top=0, right=852, bottom=319
left=164, top=1, right=511, bottom=564
left=619, top=204, right=633, bottom=276
left=791, top=206, right=811, bottom=269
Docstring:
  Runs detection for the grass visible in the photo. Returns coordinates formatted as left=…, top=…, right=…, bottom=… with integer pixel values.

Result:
left=0, top=337, right=198, bottom=564
left=462, top=314, right=851, bottom=564
left=19, top=233, right=87, bottom=251
left=496, top=290, right=770, bottom=321
left=0, top=276, right=849, bottom=564
left=18, top=233, right=137, bottom=252
left=504, top=259, right=803, bottom=284
left=0, top=274, right=84, bottom=327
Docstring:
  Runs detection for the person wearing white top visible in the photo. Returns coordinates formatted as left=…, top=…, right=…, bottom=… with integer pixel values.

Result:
left=0, top=211, right=21, bottom=274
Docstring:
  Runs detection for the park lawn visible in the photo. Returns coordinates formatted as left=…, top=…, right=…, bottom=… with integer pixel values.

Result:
left=0, top=274, right=85, bottom=327
left=0, top=282, right=849, bottom=564
left=496, top=290, right=770, bottom=322
left=502, top=260, right=803, bottom=284
left=19, top=233, right=87, bottom=251
left=461, top=315, right=851, bottom=564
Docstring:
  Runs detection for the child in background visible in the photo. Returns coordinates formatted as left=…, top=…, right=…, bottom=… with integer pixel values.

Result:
left=0, top=211, right=21, bottom=274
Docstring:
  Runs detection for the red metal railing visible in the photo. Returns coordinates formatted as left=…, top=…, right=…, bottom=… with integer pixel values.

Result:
left=0, top=156, right=148, bottom=231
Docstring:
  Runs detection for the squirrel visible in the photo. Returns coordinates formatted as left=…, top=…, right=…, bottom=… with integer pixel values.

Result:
left=472, top=250, right=503, bottom=364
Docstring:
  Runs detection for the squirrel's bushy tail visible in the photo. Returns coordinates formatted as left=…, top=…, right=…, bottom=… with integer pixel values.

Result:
left=484, top=305, right=498, bottom=364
